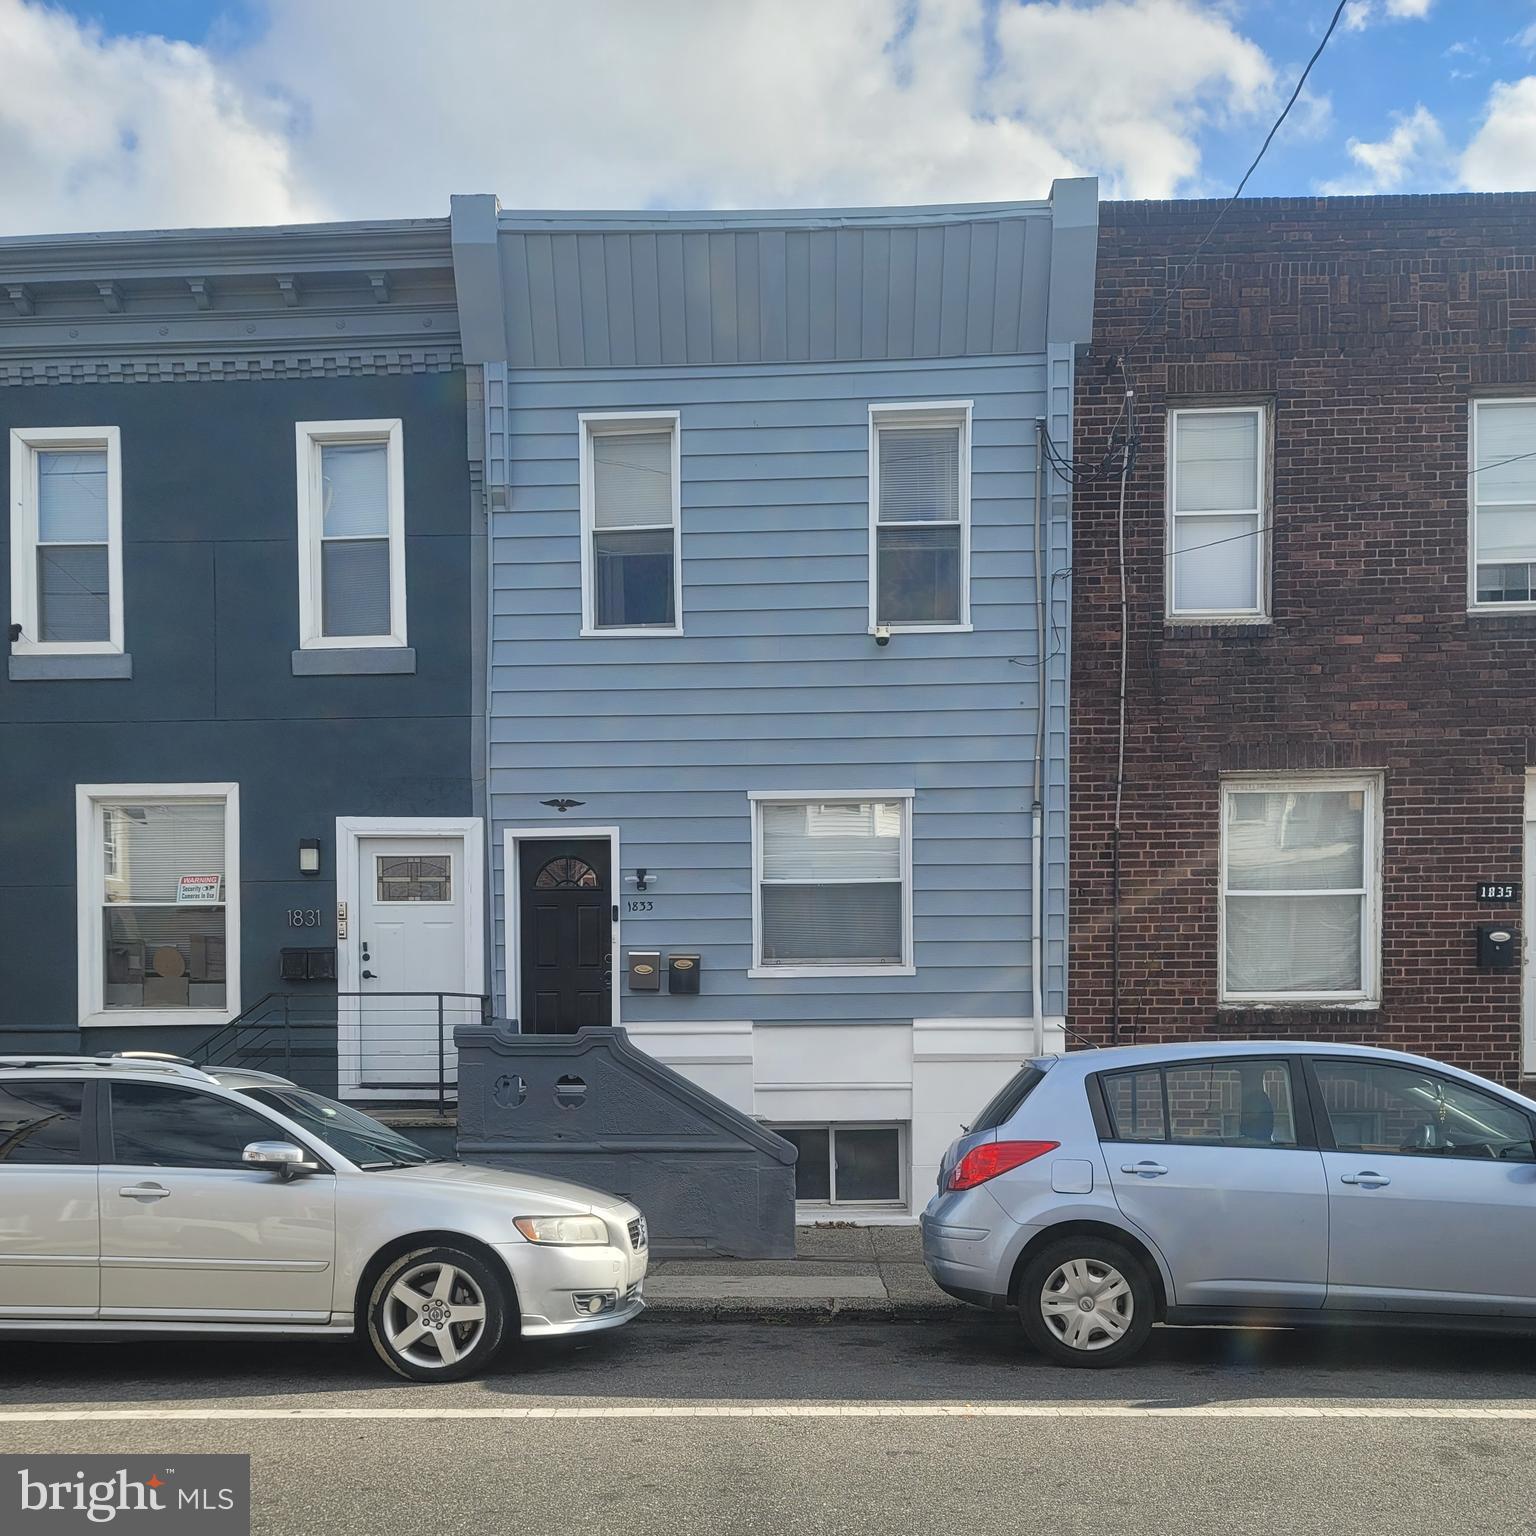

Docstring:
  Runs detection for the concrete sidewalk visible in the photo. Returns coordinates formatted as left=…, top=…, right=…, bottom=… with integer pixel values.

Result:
left=643, top=1224, right=972, bottom=1322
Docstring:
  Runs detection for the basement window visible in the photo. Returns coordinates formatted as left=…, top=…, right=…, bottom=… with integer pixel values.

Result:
left=775, top=1124, right=905, bottom=1206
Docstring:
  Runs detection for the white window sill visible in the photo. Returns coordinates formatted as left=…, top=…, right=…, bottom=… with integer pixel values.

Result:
left=870, top=623, right=973, bottom=635
left=297, top=635, right=409, bottom=651
left=750, top=965, right=917, bottom=980
left=1217, top=998, right=1380, bottom=1011
left=81, top=1008, right=239, bottom=1030
left=579, top=627, right=685, bottom=639
left=797, top=1203, right=914, bottom=1223
left=1469, top=603, right=1536, bottom=617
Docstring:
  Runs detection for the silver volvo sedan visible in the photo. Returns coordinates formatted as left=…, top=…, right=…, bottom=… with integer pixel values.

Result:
left=0, top=1056, right=647, bottom=1380
left=923, top=1040, right=1536, bottom=1366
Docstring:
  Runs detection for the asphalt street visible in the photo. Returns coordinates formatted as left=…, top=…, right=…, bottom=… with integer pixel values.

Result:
left=3, top=1315, right=1536, bottom=1535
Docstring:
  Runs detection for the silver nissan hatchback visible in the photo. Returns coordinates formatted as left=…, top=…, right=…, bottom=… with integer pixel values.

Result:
left=922, top=1041, right=1536, bottom=1366
left=0, top=1055, right=647, bottom=1380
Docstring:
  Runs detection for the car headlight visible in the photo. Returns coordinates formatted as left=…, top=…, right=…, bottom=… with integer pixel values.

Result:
left=513, top=1214, right=609, bottom=1246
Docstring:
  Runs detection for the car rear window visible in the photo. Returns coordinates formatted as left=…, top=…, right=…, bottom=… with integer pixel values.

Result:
left=970, top=1066, right=1047, bottom=1134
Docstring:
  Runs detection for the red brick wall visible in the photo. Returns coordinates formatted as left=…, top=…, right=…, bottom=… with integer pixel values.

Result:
left=1069, top=194, right=1536, bottom=1085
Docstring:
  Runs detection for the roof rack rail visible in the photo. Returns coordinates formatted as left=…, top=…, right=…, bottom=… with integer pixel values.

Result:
left=0, top=1055, right=218, bottom=1083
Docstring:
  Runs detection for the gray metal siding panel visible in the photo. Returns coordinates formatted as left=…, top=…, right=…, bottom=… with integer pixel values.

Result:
left=487, top=354, right=1064, bottom=1027
left=495, top=212, right=1052, bottom=371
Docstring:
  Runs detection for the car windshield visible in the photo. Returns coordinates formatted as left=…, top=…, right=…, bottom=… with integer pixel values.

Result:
left=238, top=1085, right=444, bottom=1169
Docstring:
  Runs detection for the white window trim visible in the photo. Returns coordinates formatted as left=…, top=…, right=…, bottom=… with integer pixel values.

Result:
left=9, top=425, right=124, bottom=655
left=776, top=1121, right=909, bottom=1210
left=1468, top=397, right=1536, bottom=614
left=295, top=418, right=407, bottom=650
left=747, top=788, right=916, bottom=979
left=1218, top=773, right=1382, bottom=1008
left=1165, top=404, right=1269, bottom=622
left=867, top=400, right=973, bottom=634
left=578, top=410, right=683, bottom=638
left=76, top=782, right=241, bottom=1029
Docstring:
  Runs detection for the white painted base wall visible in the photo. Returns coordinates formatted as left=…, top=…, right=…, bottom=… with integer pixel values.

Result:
left=625, top=1016, right=1066, bottom=1221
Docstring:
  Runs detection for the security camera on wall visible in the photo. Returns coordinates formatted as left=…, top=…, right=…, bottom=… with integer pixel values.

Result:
left=873, top=625, right=891, bottom=647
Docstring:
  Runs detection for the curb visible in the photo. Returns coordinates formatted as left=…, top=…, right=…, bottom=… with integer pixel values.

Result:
left=640, top=1300, right=987, bottom=1326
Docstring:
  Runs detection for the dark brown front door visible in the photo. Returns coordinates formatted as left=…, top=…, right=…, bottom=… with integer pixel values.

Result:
left=518, top=839, right=612, bottom=1033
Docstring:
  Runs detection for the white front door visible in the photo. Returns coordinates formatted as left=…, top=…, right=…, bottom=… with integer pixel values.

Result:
left=356, top=836, right=468, bottom=1095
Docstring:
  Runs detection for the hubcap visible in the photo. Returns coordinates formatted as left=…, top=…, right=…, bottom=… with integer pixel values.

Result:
left=1040, top=1257, right=1133, bottom=1352
left=383, top=1261, right=488, bottom=1369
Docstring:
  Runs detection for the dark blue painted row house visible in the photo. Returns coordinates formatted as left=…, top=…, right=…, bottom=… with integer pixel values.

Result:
left=0, top=219, right=484, bottom=1101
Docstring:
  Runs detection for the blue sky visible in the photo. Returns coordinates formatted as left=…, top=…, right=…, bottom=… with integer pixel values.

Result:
left=3, top=1, right=1534, bottom=235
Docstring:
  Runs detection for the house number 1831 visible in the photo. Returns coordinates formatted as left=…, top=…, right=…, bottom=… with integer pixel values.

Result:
left=286, top=908, right=324, bottom=928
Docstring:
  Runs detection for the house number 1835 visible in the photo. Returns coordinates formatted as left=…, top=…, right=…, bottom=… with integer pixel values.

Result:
left=286, top=908, right=324, bottom=928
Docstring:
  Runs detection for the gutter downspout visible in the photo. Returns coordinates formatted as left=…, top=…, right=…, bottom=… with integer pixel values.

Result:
left=1032, top=419, right=1049, bottom=1055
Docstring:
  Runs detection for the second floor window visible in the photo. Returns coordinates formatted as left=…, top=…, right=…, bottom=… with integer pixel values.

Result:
left=869, top=402, right=971, bottom=630
left=8, top=426, right=123, bottom=654
left=1166, top=406, right=1267, bottom=619
left=1471, top=398, right=1536, bottom=608
left=295, top=419, right=406, bottom=649
left=580, top=412, right=682, bottom=635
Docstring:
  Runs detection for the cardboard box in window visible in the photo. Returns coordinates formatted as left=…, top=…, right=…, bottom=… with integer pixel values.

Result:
left=141, top=975, right=190, bottom=1007
left=187, top=983, right=226, bottom=1007
left=190, top=934, right=226, bottom=982
left=106, top=943, right=144, bottom=985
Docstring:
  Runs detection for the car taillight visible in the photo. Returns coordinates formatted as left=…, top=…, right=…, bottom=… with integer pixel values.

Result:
left=946, top=1140, right=1059, bottom=1191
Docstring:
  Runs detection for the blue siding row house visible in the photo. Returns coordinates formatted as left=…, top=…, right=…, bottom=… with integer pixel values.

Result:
left=448, top=182, right=1097, bottom=1213
left=0, top=219, right=483, bottom=1098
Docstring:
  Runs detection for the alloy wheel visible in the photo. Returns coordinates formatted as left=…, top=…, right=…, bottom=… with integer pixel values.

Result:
left=382, top=1259, right=489, bottom=1370
left=1039, top=1257, right=1134, bottom=1352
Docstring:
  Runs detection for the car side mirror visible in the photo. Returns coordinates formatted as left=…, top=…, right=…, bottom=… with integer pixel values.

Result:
left=242, top=1140, right=319, bottom=1178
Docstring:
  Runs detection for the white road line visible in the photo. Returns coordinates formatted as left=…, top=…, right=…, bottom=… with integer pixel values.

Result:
left=0, top=1403, right=1534, bottom=1423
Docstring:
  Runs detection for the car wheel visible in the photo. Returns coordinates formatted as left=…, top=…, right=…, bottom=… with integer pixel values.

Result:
left=366, top=1245, right=511, bottom=1382
left=1017, top=1237, right=1155, bottom=1368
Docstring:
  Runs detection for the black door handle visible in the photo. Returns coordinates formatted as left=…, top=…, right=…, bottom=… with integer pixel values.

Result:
left=361, top=969, right=377, bottom=979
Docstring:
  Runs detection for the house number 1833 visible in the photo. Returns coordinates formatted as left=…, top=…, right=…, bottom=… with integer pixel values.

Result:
left=286, top=908, right=324, bottom=928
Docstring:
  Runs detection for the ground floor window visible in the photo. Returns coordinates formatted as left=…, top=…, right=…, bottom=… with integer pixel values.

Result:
left=776, top=1123, right=905, bottom=1206
left=76, top=783, right=239, bottom=1025
left=1219, top=774, right=1380, bottom=1004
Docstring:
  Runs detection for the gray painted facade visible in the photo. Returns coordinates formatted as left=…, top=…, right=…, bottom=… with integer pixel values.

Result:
left=452, top=183, right=1097, bottom=1213
left=455, top=1024, right=796, bottom=1258
left=0, top=221, right=482, bottom=1067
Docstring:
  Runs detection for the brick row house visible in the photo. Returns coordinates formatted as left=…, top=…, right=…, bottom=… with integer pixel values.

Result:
left=1070, top=192, right=1536, bottom=1088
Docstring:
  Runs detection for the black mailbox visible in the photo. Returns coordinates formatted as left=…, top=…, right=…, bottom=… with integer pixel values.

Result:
left=627, top=951, right=661, bottom=992
left=668, top=953, right=701, bottom=995
left=1477, top=923, right=1517, bottom=971
left=280, top=947, right=337, bottom=982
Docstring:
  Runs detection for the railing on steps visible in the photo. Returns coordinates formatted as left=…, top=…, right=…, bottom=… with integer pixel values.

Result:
left=192, top=991, right=490, bottom=1117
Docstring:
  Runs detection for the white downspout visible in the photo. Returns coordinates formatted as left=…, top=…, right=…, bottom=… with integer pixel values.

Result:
left=1031, top=418, right=1048, bottom=1055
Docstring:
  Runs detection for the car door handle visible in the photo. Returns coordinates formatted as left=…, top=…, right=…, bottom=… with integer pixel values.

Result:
left=118, top=1182, right=170, bottom=1201
left=1339, top=1171, right=1391, bottom=1188
left=1120, top=1161, right=1169, bottom=1177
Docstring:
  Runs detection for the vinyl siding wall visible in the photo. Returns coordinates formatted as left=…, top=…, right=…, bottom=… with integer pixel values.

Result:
left=486, top=348, right=1073, bottom=1028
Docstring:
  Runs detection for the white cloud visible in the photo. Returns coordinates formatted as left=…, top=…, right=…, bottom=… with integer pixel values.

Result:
left=1344, top=0, right=1434, bottom=29
left=0, top=0, right=1278, bottom=234
left=0, top=0, right=318, bottom=233
left=1461, top=76, right=1536, bottom=190
left=1318, top=104, right=1453, bottom=193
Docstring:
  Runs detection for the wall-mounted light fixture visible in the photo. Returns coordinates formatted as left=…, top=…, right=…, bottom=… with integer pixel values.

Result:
left=626, top=869, right=658, bottom=892
left=298, top=838, right=322, bottom=877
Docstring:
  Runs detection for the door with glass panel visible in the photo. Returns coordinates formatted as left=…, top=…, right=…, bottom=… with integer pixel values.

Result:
left=355, top=837, right=467, bottom=1093
left=1100, top=1057, right=1328, bottom=1308
left=1307, top=1056, right=1536, bottom=1316
left=0, top=1080, right=98, bottom=1317
left=517, top=840, right=612, bottom=1033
